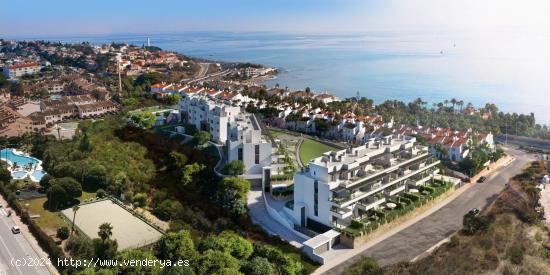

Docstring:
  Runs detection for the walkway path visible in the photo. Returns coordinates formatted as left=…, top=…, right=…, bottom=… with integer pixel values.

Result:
left=247, top=184, right=305, bottom=248
left=317, top=147, right=532, bottom=274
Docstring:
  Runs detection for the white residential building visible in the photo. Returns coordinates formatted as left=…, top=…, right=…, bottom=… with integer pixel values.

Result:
left=179, top=94, right=240, bottom=143
left=291, top=135, right=446, bottom=230
left=227, top=113, right=272, bottom=176
left=2, top=62, right=41, bottom=79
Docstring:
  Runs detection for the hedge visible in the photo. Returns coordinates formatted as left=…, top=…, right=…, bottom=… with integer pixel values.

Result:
left=0, top=183, right=65, bottom=271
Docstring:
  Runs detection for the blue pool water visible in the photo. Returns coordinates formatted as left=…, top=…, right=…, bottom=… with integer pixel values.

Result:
left=31, top=170, right=47, bottom=181
left=12, top=171, right=28, bottom=179
left=0, top=149, right=39, bottom=167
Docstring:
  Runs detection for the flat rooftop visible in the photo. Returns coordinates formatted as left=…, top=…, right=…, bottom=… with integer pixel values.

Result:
left=310, top=135, right=415, bottom=169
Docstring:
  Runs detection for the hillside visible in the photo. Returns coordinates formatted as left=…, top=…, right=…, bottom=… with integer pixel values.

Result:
left=385, top=161, right=550, bottom=275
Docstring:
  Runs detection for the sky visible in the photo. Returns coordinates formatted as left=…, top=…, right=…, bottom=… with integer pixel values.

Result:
left=2, top=0, right=550, bottom=36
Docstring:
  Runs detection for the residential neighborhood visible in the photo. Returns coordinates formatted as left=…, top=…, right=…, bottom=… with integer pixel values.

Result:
left=1, top=2, right=550, bottom=273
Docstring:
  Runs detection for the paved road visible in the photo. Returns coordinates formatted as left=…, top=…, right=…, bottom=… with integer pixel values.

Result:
left=196, top=63, right=210, bottom=78
left=0, top=207, right=50, bottom=275
left=324, top=147, right=533, bottom=274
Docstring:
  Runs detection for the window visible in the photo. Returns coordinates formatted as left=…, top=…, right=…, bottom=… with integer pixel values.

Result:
left=254, top=144, right=260, bottom=164
left=238, top=148, right=243, bottom=161
left=314, top=180, right=319, bottom=216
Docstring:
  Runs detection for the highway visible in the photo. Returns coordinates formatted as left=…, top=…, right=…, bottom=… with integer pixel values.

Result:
left=0, top=206, right=51, bottom=275
left=323, top=147, right=533, bottom=274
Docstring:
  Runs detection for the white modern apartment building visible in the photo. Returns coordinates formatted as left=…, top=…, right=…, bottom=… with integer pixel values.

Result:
left=227, top=113, right=272, bottom=176
left=291, top=135, right=442, bottom=230
left=179, top=94, right=240, bottom=143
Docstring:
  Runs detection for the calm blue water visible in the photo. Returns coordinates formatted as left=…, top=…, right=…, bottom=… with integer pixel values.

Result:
left=31, top=170, right=47, bottom=181
left=12, top=171, right=28, bottom=179
left=0, top=149, right=39, bottom=167
left=8, top=31, right=550, bottom=124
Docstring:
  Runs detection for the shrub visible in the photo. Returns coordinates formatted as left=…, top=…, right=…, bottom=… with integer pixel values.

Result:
left=449, top=235, right=460, bottom=247
left=350, top=220, right=364, bottom=229
left=342, top=256, right=383, bottom=275
left=57, top=226, right=70, bottom=240
left=132, top=192, right=147, bottom=207
left=404, top=193, right=420, bottom=202
left=508, top=244, right=524, bottom=265
left=223, top=160, right=245, bottom=176
left=479, top=237, right=493, bottom=250
left=96, top=188, right=107, bottom=198
left=243, top=256, right=274, bottom=275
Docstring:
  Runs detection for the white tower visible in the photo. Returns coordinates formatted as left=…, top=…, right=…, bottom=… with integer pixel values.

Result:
left=147, top=37, right=151, bottom=47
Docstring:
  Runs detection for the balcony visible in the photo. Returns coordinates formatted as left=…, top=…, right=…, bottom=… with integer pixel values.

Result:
left=385, top=184, right=406, bottom=196
left=330, top=159, right=440, bottom=208
left=339, top=151, right=431, bottom=189
left=357, top=197, right=386, bottom=211
left=330, top=206, right=353, bottom=220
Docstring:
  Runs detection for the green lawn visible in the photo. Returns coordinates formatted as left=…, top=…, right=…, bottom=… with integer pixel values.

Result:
left=299, top=139, right=338, bottom=164
left=21, top=197, right=66, bottom=232
left=20, top=191, right=96, bottom=233
left=269, top=129, right=287, bottom=138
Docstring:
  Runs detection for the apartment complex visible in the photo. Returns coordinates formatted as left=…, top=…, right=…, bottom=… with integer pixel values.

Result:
left=227, top=113, right=272, bottom=176
left=179, top=94, right=240, bottom=143
left=2, top=62, right=41, bottom=79
left=29, top=95, right=118, bottom=127
left=291, top=135, right=442, bottom=230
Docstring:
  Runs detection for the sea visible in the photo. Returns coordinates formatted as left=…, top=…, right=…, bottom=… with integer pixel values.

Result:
left=8, top=31, right=550, bottom=124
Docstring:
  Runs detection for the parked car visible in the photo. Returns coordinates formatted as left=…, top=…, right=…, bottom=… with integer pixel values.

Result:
left=11, top=226, right=20, bottom=234
left=477, top=176, right=487, bottom=183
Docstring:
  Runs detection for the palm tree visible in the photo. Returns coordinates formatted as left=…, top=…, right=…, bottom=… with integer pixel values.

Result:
left=458, top=100, right=464, bottom=112
left=450, top=98, right=457, bottom=112
left=98, top=223, right=113, bottom=242
left=71, top=205, right=79, bottom=235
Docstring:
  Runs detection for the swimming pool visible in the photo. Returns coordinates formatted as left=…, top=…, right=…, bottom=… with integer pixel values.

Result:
left=0, top=149, right=40, bottom=168
left=12, top=171, right=28, bottom=179
left=0, top=149, right=48, bottom=182
left=30, top=170, right=47, bottom=181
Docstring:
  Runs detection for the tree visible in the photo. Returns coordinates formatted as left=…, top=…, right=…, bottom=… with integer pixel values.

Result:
left=98, top=223, right=113, bottom=242
left=161, top=265, right=196, bottom=275
left=79, top=133, right=92, bottom=152
left=117, top=249, right=161, bottom=274
left=342, top=256, right=383, bottom=275
left=223, top=160, right=245, bottom=176
left=168, top=151, right=188, bottom=171
left=0, top=166, right=11, bottom=183
left=198, top=231, right=253, bottom=259
left=47, top=183, right=68, bottom=209
left=66, top=234, right=94, bottom=259
left=93, top=238, right=118, bottom=260
left=181, top=163, right=205, bottom=186
left=57, top=226, right=70, bottom=240
left=39, top=174, right=53, bottom=189
left=165, top=93, right=181, bottom=105
left=243, top=257, right=273, bottom=275
left=197, top=250, right=240, bottom=275
left=216, top=177, right=250, bottom=216
left=153, top=231, right=197, bottom=262
left=194, top=131, right=210, bottom=146
left=71, top=205, right=80, bottom=235
left=83, top=165, right=107, bottom=189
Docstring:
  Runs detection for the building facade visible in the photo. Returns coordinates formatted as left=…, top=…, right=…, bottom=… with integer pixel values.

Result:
left=2, top=62, right=41, bottom=79
left=292, top=135, right=443, bottom=230
left=227, top=113, right=272, bottom=176
left=179, top=94, right=240, bottom=143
